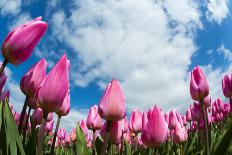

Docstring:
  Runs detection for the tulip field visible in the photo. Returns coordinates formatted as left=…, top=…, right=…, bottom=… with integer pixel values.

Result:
left=1, top=17, right=232, bottom=155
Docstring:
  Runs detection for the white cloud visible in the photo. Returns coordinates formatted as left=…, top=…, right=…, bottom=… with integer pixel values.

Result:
left=0, top=0, right=21, bottom=16
left=217, top=43, right=232, bottom=61
left=49, top=0, right=204, bottom=113
left=206, top=0, right=230, bottom=24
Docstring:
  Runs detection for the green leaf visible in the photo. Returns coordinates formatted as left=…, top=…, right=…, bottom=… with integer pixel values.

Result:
left=2, top=101, right=25, bottom=155
left=75, top=124, right=91, bottom=155
left=95, top=136, right=103, bottom=155
left=124, top=140, right=132, bottom=155
left=213, top=122, right=232, bottom=155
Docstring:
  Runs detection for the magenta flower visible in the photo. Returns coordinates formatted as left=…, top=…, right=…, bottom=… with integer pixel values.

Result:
left=142, top=111, right=148, bottom=130
left=222, top=74, right=232, bottom=98
left=186, top=108, right=192, bottom=122
left=173, top=123, right=188, bottom=144
left=129, top=109, right=143, bottom=133
left=109, top=120, right=124, bottom=144
left=98, top=79, right=126, bottom=121
left=32, top=108, right=43, bottom=125
left=79, top=120, right=88, bottom=137
left=168, top=110, right=178, bottom=130
left=57, top=128, right=66, bottom=140
left=190, top=66, right=209, bottom=101
left=203, top=95, right=211, bottom=108
left=45, top=120, right=54, bottom=133
left=37, top=54, right=70, bottom=113
left=141, top=106, right=168, bottom=148
left=1, top=17, right=48, bottom=65
left=27, top=96, right=38, bottom=109
left=56, top=90, right=70, bottom=116
left=86, top=105, right=103, bottom=131
left=20, top=58, right=47, bottom=97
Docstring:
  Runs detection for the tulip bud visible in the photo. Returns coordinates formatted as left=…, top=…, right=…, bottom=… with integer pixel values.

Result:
left=57, top=128, right=66, bottom=140
left=38, top=54, right=70, bottom=112
left=86, top=105, right=103, bottom=131
left=56, top=90, right=70, bottom=116
left=32, top=108, right=43, bottom=125
left=45, top=120, right=54, bottom=132
left=169, top=110, right=178, bottom=130
left=190, top=66, right=209, bottom=101
left=98, top=79, right=126, bottom=121
left=1, top=17, right=48, bottom=65
left=142, top=111, right=148, bottom=130
left=222, top=74, right=232, bottom=98
left=79, top=120, right=88, bottom=137
left=186, top=108, right=192, bottom=122
left=20, top=58, right=47, bottom=97
left=141, top=106, right=168, bottom=148
left=129, top=109, right=143, bottom=133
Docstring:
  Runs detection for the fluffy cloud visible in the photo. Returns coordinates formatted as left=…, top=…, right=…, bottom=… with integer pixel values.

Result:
left=206, top=0, right=230, bottom=24
left=0, top=0, right=21, bottom=16
left=7, top=12, right=32, bottom=30
left=49, top=0, right=204, bottom=113
left=217, top=44, right=232, bottom=61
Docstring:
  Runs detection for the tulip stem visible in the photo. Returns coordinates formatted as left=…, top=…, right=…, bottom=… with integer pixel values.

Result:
left=0, top=59, right=7, bottom=75
left=23, top=107, right=31, bottom=146
left=18, top=96, right=29, bottom=134
left=101, top=121, right=111, bottom=155
left=50, top=115, right=61, bottom=155
left=92, top=130, right=96, bottom=155
left=37, top=111, right=48, bottom=155
left=201, top=102, right=210, bottom=155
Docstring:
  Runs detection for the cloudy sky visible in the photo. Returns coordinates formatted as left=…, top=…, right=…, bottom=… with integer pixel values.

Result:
left=0, top=0, right=231, bottom=132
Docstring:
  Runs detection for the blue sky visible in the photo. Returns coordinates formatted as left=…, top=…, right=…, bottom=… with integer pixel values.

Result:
left=0, top=0, right=232, bottom=131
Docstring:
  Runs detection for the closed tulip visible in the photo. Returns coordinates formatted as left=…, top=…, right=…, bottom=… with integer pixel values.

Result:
left=86, top=105, right=103, bottom=131
left=109, top=120, right=124, bottom=144
left=222, top=74, right=232, bottom=98
left=142, top=111, right=148, bottom=130
left=45, top=120, right=54, bottom=132
left=98, top=79, right=126, bottom=121
left=186, top=108, right=192, bottom=122
left=190, top=66, right=209, bottom=101
left=56, top=90, right=70, bottom=116
left=79, top=120, right=88, bottom=137
left=38, top=54, right=70, bottom=113
left=129, top=109, right=143, bottom=133
left=1, top=17, right=48, bottom=65
left=32, top=108, right=43, bottom=125
left=169, top=110, right=178, bottom=130
left=173, top=123, right=188, bottom=144
left=57, top=128, right=66, bottom=140
left=141, top=106, right=168, bottom=148
left=20, top=58, right=47, bottom=97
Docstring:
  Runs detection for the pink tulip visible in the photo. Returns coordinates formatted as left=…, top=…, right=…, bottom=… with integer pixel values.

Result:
left=142, top=111, right=148, bottom=130
left=32, top=108, right=43, bottom=125
left=203, top=95, right=211, bottom=108
left=20, top=58, right=47, bottom=97
left=109, top=120, right=124, bottom=144
left=164, top=113, right=169, bottom=125
left=1, top=17, right=48, bottom=65
left=98, top=79, right=126, bottom=121
left=79, top=120, right=88, bottom=137
left=190, top=66, right=209, bottom=101
left=45, top=120, right=54, bottom=132
left=56, top=90, right=70, bottom=116
left=38, top=54, right=70, bottom=113
left=186, top=108, right=192, bottom=122
left=86, top=105, right=103, bottom=131
left=169, top=110, right=178, bottom=130
left=123, top=118, right=129, bottom=133
left=47, top=112, right=53, bottom=122
left=57, top=128, right=66, bottom=140
left=222, top=74, right=232, bottom=98
left=141, top=106, right=168, bottom=148
left=70, top=128, right=76, bottom=142
left=191, top=102, right=202, bottom=121
left=173, top=123, right=188, bottom=144
left=129, top=109, right=143, bottom=133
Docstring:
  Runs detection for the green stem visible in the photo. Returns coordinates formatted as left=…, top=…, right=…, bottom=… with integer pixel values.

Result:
left=201, top=102, right=210, bottom=155
left=0, top=59, right=7, bottom=75
left=101, top=121, right=111, bottom=155
left=18, top=96, right=29, bottom=134
left=50, top=115, right=61, bottom=155
left=36, top=111, right=48, bottom=155
left=23, top=107, right=31, bottom=146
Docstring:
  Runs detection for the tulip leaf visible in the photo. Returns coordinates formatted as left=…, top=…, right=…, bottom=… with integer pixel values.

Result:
left=75, top=124, right=91, bottom=155
left=95, top=136, right=103, bottom=155
left=213, top=122, right=232, bottom=155
left=1, top=101, right=25, bottom=155
left=25, top=116, right=37, bottom=155
left=124, top=140, right=132, bottom=155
